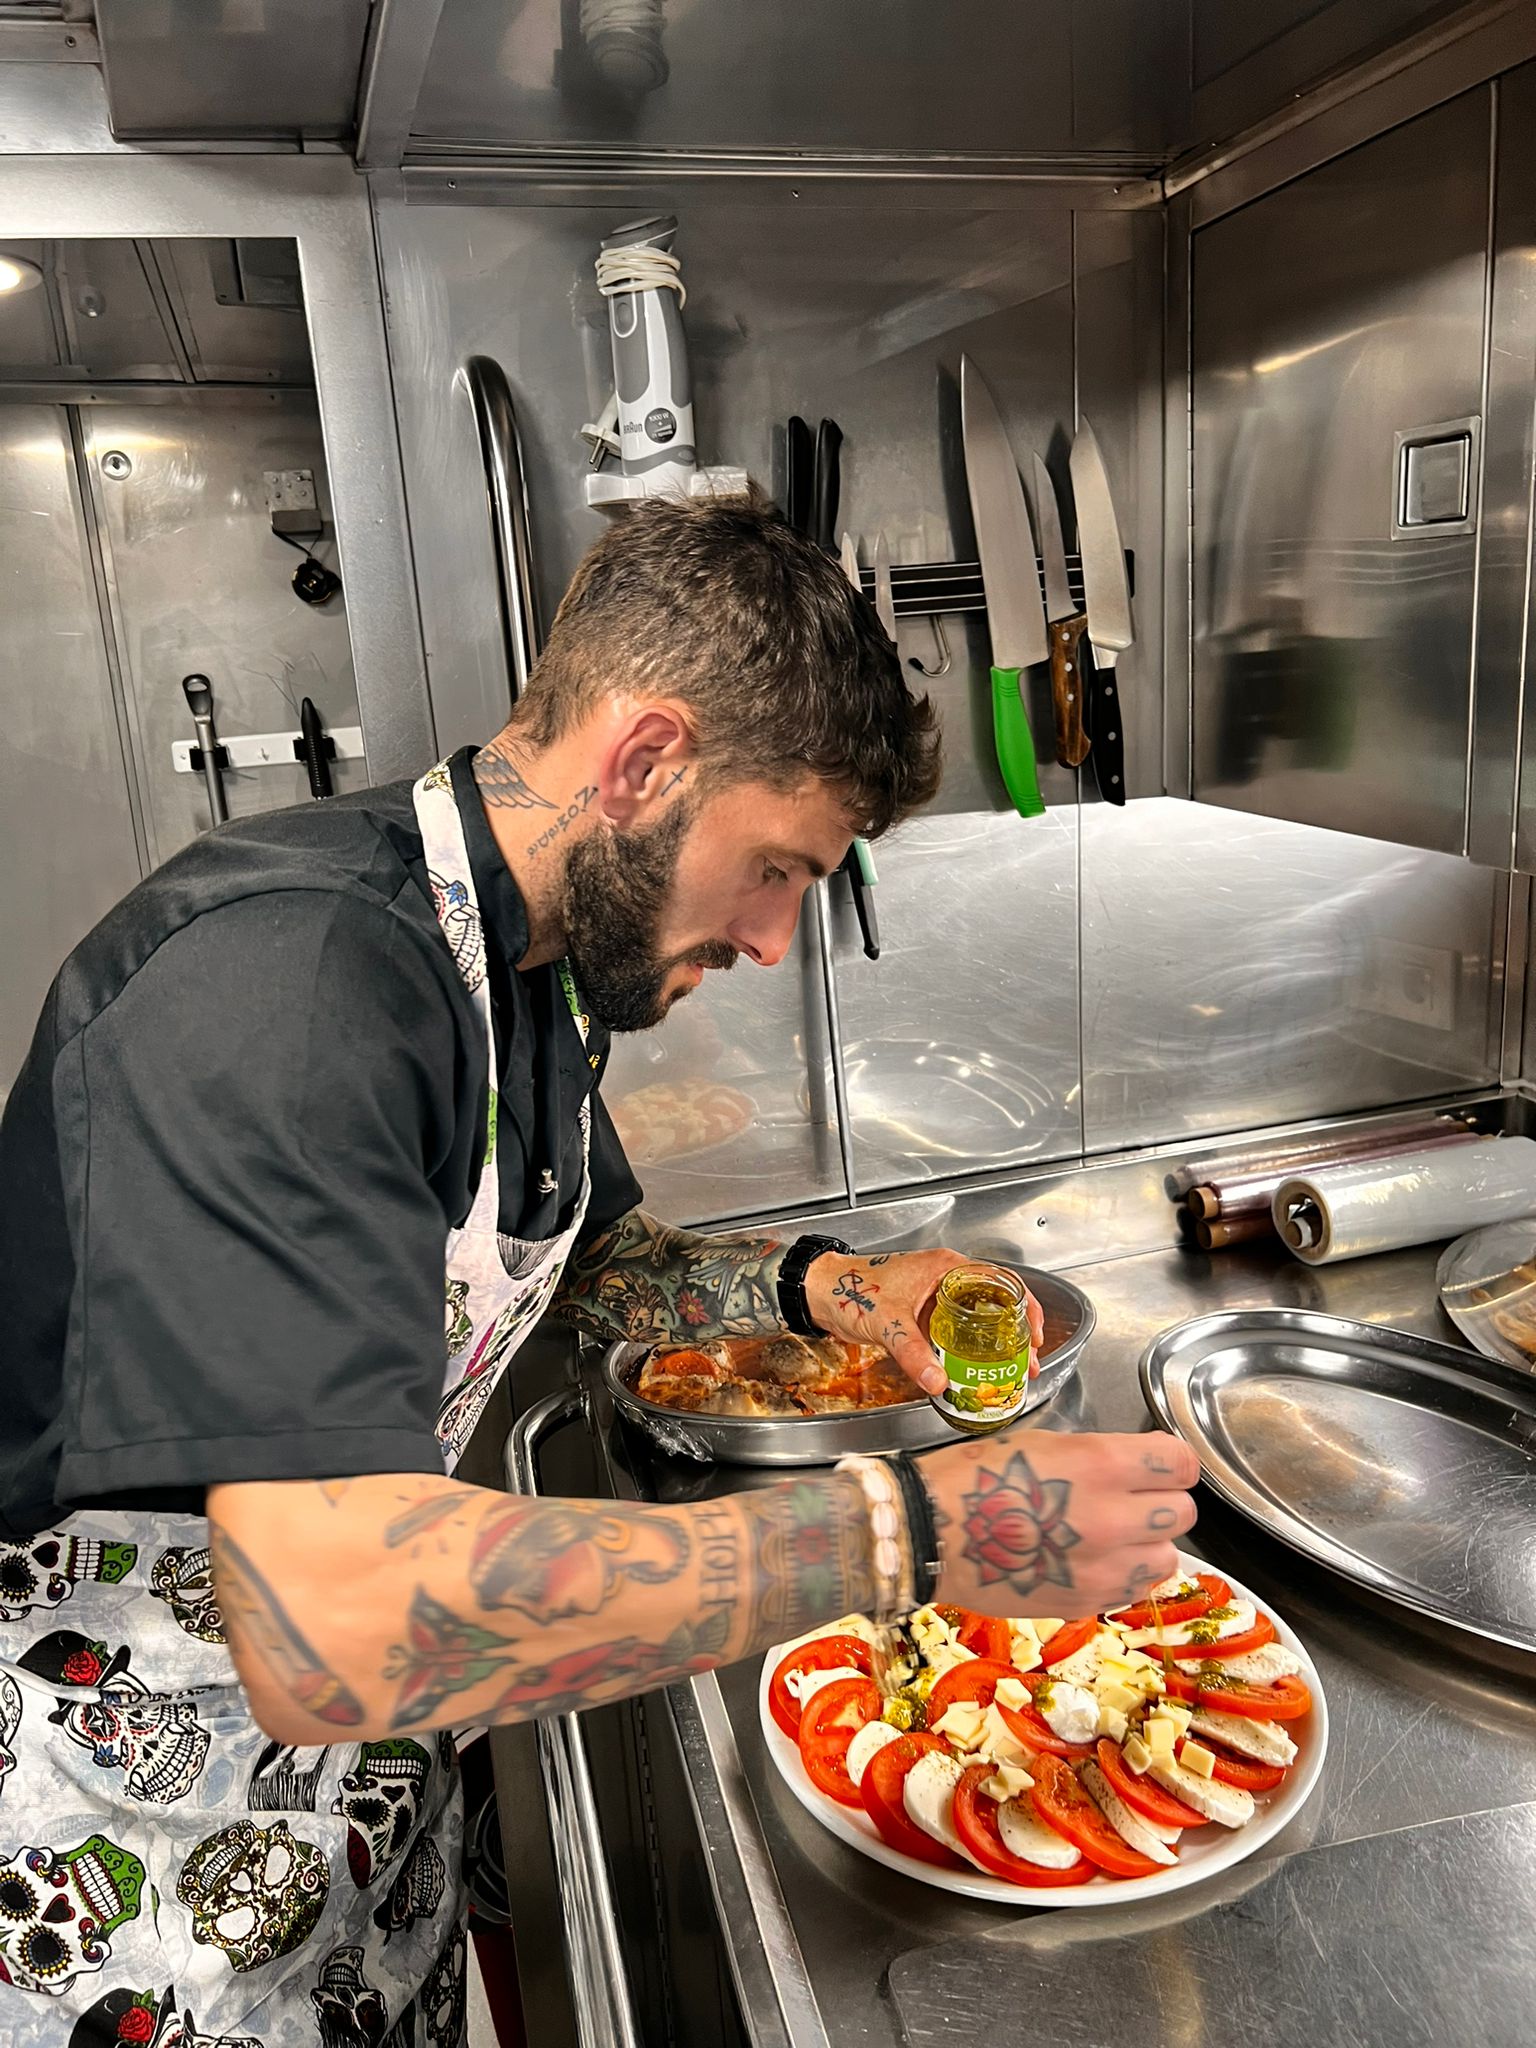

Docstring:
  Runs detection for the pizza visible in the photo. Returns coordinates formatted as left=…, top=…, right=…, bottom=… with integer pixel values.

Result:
left=608, top=1081, right=756, bottom=1165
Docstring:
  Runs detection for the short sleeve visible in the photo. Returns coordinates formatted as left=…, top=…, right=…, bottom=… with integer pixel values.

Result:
left=51, top=890, right=469, bottom=1508
left=579, top=1089, right=643, bottom=1248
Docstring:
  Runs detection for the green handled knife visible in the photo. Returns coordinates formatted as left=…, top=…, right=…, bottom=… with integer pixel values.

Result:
left=960, top=355, right=1047, bottom=818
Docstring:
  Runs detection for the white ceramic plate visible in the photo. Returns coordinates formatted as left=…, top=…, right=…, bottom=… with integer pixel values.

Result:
left=758, top=1550, right=1329, bottom=1908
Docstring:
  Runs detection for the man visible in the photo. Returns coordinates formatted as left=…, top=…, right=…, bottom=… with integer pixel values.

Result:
left=0, top=493, right=1196, bottom=2044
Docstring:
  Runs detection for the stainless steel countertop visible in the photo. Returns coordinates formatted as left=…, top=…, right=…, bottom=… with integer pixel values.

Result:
left=595, top=1211, right=1536, bottom=2047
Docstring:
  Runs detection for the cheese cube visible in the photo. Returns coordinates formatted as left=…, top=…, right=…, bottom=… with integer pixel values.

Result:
left=993, top=1675, right=1030, bottom=1712
left=1159, top=1702, right=1193, bottom=1737
left=1008, top=1621, right=1044, bottom=1673
left=933, top=1702, right=987, bottom=1750
left=981, top=1762, right=1034, bottom=1802
left=1098, top=1704, right=1129, bottom=1744
left=1098, top=1680, right=1141, bottom=1717
left=1144, top=1716, right=1178, bottom=1759
left=1031, top=1619, right=1066, bottom=1642
left=979, top=1704, right=1032, bottom=1769
left=1123, top=1734, right=1154, bottom=1775
left=1181, top=1740, right=1217, bottom=1779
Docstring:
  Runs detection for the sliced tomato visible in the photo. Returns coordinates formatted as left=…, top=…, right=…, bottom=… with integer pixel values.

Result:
left=1112, top=1573, right=1231, bottom=1631
left=995, top=1690, right=1094, bottom=1761
left=1179, top=1738, right=1286, bottom=1793
left=859, top=1732, right=959, bottom=1867
left=798, top=1676, right=880, bottom=1806
left=1029, top=1752, right=1163, bottom=1879
left=768, top=1634, right=873, bottom=1739
left=1038, top=1617, right=1099, bottom=1667
left=1094, top=1739, right=1207, bottom=1828
left=1160, top=1663, right=1312, bottom=1722
left=1162, top=1613, right=1277, bottom=1661
left=952, top=1610, right=1012, bottom=1663
left=926, top=1657, right=1015, bottom=1720
left=952, top=1765, right=1097, bottom=1887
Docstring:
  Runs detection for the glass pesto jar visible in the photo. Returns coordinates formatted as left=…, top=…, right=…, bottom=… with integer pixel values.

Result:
left=927, top=1262, right=1034, bottom=1434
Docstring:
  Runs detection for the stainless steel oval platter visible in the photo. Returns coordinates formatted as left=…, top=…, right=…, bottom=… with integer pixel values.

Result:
left=604, top=1264, right=1095, bottom=1466
left=1140, top=1308, right=1536, bottom=1654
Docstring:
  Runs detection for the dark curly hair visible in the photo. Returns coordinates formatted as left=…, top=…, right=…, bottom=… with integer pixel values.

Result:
left=509, top=487, right=941, bottom=836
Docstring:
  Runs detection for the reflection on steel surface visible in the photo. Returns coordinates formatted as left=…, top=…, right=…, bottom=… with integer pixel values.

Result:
left=1141, top=1308, right=1536, bottom=1653
left=1191, top=91, right=1490, bottom=855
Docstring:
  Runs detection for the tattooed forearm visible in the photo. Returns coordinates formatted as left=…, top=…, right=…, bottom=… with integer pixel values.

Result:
left=209, top=1520, right=365, bottom=1727
left=468, top=1499, right=689, bottom=1621
left=473, top=741, right=555, bottom=812
left=384, top=1491, right=471, bottom=1549
left=552, top=1207, right=785, bottom=1344
left=210, top=1467, right=880, bottom=1743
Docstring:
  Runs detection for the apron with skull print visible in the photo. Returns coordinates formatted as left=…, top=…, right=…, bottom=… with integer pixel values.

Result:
left=0, top=758, right=592, bottom=2047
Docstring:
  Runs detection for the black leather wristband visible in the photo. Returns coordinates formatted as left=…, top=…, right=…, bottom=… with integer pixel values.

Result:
left=776, top=1234, right=854, bottom=1338
left=892, top=1452, right=941, bottom=1609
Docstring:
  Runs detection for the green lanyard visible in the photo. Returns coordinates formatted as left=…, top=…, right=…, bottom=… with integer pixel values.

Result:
left=557, top=959, right=599, bottom=1069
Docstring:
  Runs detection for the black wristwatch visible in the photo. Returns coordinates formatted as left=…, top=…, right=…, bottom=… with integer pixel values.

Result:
left=776, top=1234, right=855, bottom=1338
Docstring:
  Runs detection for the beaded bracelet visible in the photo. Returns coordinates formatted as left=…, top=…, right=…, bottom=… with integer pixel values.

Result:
left=834, top=1453, right=918, bottom=1621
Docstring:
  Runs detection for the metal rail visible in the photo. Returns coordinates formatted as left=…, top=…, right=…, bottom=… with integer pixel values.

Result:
left=465, top=354, right=541, bottom=706
left=505, top=1389, right=642, bottom=2048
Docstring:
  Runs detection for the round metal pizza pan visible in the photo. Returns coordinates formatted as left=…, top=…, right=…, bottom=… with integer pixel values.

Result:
left=600, top=1264, right=1095, bottom=1466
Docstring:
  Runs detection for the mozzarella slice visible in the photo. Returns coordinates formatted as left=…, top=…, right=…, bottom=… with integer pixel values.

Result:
left=1212, top=1642, right=1303, bottom=1685
left=1189, top=1708, right=1297, bottom=1768
left=785, top=1664, right=863, bottom=1706
left=1046, top=1630, right=1127, bottom=1688
left=1036, top=1682, right=1099, bottom=1747
left=902, top=1751, right=974, bottom=1863
left=1080, top=1761, right=1179, bottom=1866
left=1121, top=1601, right=1258, bottom=1652
left=1146, top=1753, right=1255, bottom=1828
left=1108, top=1572, right=1203, bottom=1616
left=845, top=1719, right=901, bottom=1789
left=996, top=1799, right=1083, bottom=1871
left=773, top=1615, right=880, bottom=1661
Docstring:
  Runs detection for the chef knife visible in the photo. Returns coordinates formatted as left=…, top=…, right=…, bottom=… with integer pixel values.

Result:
left=785, top=415, right=814, bottom=538
left=1069, top=417, right=1133, bottom=807
left=959, top=356, right=1046, bottom=819
left=837, top=529, right=881, bottom=961
left=812, top=419, right=843, bottom=553
left=1029, top=453, right=1090, bottom=769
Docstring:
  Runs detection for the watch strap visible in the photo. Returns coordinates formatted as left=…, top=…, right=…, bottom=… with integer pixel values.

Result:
left=776, top=1233, right=854, bottom=1337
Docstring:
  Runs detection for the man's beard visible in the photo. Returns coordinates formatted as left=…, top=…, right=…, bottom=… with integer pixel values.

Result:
left=561, top=801, right=736, bottom=1032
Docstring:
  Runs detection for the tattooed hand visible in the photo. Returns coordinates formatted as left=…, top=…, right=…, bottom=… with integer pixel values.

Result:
left=920, top=1428, right=1199, bottom=1619
left=804, top=1247, right=1046, bottom=1397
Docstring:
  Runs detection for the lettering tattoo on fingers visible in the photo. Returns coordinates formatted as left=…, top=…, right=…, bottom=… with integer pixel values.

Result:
left=958, top=1448, right=1080, bottom=1596
left=474, top=746, right=555, bottom=812
left=1141, top=1449, right=1181, bottom=1477
left=209, top=1522, right=365, bottom=1728
left=1146, top=1505, right=1179, bottom=1532
left=1119, top=1559, right=1160, bottom=1606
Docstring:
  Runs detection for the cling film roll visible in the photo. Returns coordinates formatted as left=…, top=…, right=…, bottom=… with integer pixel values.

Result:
left=1273, top=1136, right=1536, bottom=1266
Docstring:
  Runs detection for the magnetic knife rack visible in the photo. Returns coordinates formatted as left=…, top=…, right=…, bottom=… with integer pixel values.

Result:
left=856, top=550, right=1133, bottom=619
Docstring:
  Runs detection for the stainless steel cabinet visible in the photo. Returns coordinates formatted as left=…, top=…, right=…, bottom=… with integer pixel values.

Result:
left=1190, top=87, right=1492, bottom=856
left=0, top=405, right=143, bottom=1087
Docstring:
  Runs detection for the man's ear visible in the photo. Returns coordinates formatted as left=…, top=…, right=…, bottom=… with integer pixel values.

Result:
left=596, top=703, right=696, bottom=828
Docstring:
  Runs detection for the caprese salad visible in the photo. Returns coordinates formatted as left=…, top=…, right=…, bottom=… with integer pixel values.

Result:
left=765, top=1569, right=1314, bottom=1889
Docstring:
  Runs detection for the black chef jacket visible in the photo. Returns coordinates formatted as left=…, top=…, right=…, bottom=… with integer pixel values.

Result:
left=0, top=748, right=641, bottom=1536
